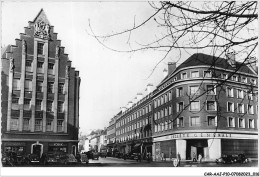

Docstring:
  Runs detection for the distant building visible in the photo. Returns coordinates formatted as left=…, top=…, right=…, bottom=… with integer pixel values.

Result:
left=1, top=9, right=80, bottom=157
left=108, top=53, right=258, bottom=161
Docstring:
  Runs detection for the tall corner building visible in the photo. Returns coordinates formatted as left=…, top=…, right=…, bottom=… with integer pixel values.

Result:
left=1, top=9, right=80, bottom=156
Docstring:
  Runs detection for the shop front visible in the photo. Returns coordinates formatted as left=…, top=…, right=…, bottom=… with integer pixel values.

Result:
left=48, top=142, right=68, bottom=153
left=2, top=142, right=26, bottom=155
left=153, top=131, right=258, bottom=161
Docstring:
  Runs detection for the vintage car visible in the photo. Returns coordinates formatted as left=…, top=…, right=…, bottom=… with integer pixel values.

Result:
left=80, top=153, right=89, bottom=164
left=27, top=153, right=41, bottom=164
left=59, top=154, right=78, bottom=165
left=92, top=152, right=99, bottom=160
left=216, top=155, right=236, bottom=164
left=99, top=150, right=107, bottom=158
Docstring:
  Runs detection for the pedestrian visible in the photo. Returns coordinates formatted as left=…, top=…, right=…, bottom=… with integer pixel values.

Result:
left=177, top=152, right=181, bottom=166
left=170, top=152, right=173, bottom=161
left=161, top=152, right=164, bottom=161
left=198, top=154, right=202, bottom=163
left=193, top=152, right=197, bottom=162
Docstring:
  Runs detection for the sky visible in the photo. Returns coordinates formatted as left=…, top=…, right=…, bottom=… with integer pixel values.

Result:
left=1, top=1, right=178, bottom=135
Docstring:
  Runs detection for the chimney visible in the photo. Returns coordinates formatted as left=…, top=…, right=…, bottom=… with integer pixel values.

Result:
left=127, top=101, right=133, bottom=108
left=246, top=56, right=257, bottom=73
left=146, top=83, right=153, bottom=94
left=226, top=51, right=236, bottom=68
left=137, top=93, right=143, bottom=101
left=120, top=107, right=126, bottom=113
left=163, top=68, right=168, bottom=78
left=133, top=97, right=138, bottom=104
left=168, top=62, right=176, bottom=75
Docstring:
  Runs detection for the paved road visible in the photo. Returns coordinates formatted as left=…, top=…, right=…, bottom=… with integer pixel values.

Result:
left=3, top=157, right=258, bottom=167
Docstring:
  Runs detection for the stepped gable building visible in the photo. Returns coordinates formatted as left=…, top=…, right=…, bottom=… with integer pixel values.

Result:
left=152, top=53, right=258, bottom=161
left=1, top=9, right=80, bottom=157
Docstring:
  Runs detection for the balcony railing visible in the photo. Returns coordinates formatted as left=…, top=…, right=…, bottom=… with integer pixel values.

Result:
left=12, top=90, right=20, bottom=97
left=36, top=92, right=43, bottom=99
left=57, top=113, right=65, bottom=119
left=24, top=91, right=32, bottom=98
left=46, top=111, right=54, bottom=119
left=11, top=110, right=20, bottom=117
left=35, top=111, right=43, bottom=118
left=23, top=110, right=32, bottom=118
left=58, top=94, right=65, bottom=101
left=47, top=93, right=54, bottom=100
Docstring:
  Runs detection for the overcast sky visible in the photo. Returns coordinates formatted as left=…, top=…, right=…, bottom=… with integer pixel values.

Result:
left=2, top=1, right=181, bottom=135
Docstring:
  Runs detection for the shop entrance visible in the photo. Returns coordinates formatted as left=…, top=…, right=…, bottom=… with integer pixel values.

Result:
left=186, top=139, right=208, bottom=160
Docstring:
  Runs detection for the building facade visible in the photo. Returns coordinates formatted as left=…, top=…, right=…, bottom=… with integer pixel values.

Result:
left=108, top=53, right=258, bottom=161
left=1, top=9, right=80, bottom=157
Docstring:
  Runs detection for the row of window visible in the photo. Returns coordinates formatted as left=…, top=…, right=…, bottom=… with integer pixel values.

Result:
left=13, top=79, right=64, bottom=94
left=26, top=60, right=55, bottom=70
left=116, top=105, right=151, bottom=128
left=10, top=118, right=64, bottom=132
left=227, top=87, right=254, bottom=100
left=154, top=91, right=172, bottom=108
left=178, top=70, right=257, bottom=85
left=12, top=98, right=64, bottom=112
left=154, top=116, right=255, bottom=132
left=116, top=118, right=149, bottom=136
left=117, top=131, right=150, bottom=142
left=154, top=105, right=172, bottom=120
left=227, top=102, right=255, bottom=114
left=176, top=100, right=217, bottom=112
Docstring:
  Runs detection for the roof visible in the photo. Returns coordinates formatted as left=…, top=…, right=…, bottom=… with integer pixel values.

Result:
left=1, top=45, right=11, bottom=58
left=160, top=53, right=256, bottom=85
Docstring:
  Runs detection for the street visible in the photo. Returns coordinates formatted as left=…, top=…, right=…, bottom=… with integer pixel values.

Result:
left=3, top=157, right=258, bottom=167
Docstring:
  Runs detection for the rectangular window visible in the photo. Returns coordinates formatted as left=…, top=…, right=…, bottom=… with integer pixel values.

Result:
left=154, top=100, right=157, bottom=108
left=37, top=62, right=43, bottom=68
left=208, top=116, right=217, bottom=126
left=25, top=80, right=32, bottom=91
left=26, top=60, right=32, bottom=67
left=23, top=119, right=30, bottom=131
left=242, top=77, right=247, bottom=83
left=36, top=81, right=43, bottom=92
left=48, top=63, right=54, bottom=70
left=161, top=123, right=164, bottom=131
left=149, top=104, right=151, bottom=112
left=222, top=73, right=228, bottom=79
left=35, top=119, right=42, bottom=131
left=165, top=108, right=168, bottom=116
left=227, top=87, right=234, bottom=97
left=248, top=92, right=253, bottom=100
left=190, top=86, right=199, bottom=95
left=165, top=121, right=168, bottom=130
left=237, top=89, right=244, bottom=99
left=161, top=96, right=164, bottom=105
left=204, top=71, right=212, bottom=77
left=169, top=91, right=172, bottom=101
left=207, top=101, right=216, bottom=111
left=248, top=119, right=254, bottom=128
left=250, top=79, right=256, bottom=85
left=191, top=71, right=199, bottom=78
left=232, top=75, right=237, bottom=81
left=227, top=102, right=234, bottom=112
left=48, top=82, right=54, bottom=93
left=47, top=101, right=53, bottom=112
left=24, top=98, right=31, bottom=105
left=161, top=110, right=164, bottom=118
left=13, top=79, right=20, bottom=90
left=238, top=118, right=245, bottom=128
left=190, top=116, right=200, bottom=127
left=157, top=112, right=160, bottom=119
left=237, top=104, right=244, bottom=113
left=181, top=73, right=187, bottom=79
left=164, top=94, right=168, bottom=103
left=177, top=117, right=184, bottom=127
left=190, top=101, right=200, bottom=111
left=157, top=99, right=160, bottom=107
left=177, top=102, right=184, bottom=112
left=10, top=119, right=19, bottom=130
left=228, top=117, right=235, bottom=127
left=176, top=87, right=183, bottom=97
left=36, top=100, right=42, bottom=111
left=207, top=85, right=216, bottom=95
left=37, top=43, right=44, bottom=55
left=12, top=98, right=19, bottom=104
left=58, top=102, right=64, bottom=113
left=248, top=105, right=254, bottom=114
left=169, top=105, right=172, bottom=115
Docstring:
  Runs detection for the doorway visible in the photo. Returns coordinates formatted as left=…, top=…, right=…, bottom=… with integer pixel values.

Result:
left=31, top=143, right=43, bottom=157
left=186, top=139, right=208, bottom=160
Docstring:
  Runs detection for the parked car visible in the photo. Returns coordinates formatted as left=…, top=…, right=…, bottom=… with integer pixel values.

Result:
left=216, top=155, right=235, bottom=164
left=59, top=154, right=77, bottom=165
left=44, top=152, right=59, bottom=164
left=100, top=150, right=107, bottom=158
left=80, top=153, right=89, bottom=164
left=237, top=154, right=249, bottom=163
left=27, top=154, right=41, bottom=164
left=92, top=152, right=99, bottom=160
left=84, top=151, right=94, bottom=160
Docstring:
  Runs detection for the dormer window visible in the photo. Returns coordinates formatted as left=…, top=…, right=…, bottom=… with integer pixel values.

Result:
left=204, top=71, right=212, bottom=78
left=181, top=73, right=187, bottom=79
left=232, top=75, right=237, bottom=81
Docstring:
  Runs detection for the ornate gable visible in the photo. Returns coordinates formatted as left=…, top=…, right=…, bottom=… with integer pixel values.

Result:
left=33, top=9, right=51, bottom=40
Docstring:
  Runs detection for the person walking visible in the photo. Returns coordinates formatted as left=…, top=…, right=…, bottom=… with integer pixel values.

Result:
left=193, top=152, right=197, bottom=162
left=198, top=154, right=202, bottom=163
left=177, top=152, right=181, bottom=166
left=161, top=152, right=164, bottom=161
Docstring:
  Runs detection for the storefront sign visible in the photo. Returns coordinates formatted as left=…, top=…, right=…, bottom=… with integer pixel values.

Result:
left=4, top=142, right=26, bottom=146
left=49, top=142, right=67, bottom=146
left=154, top=133, right=232, bottom=142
